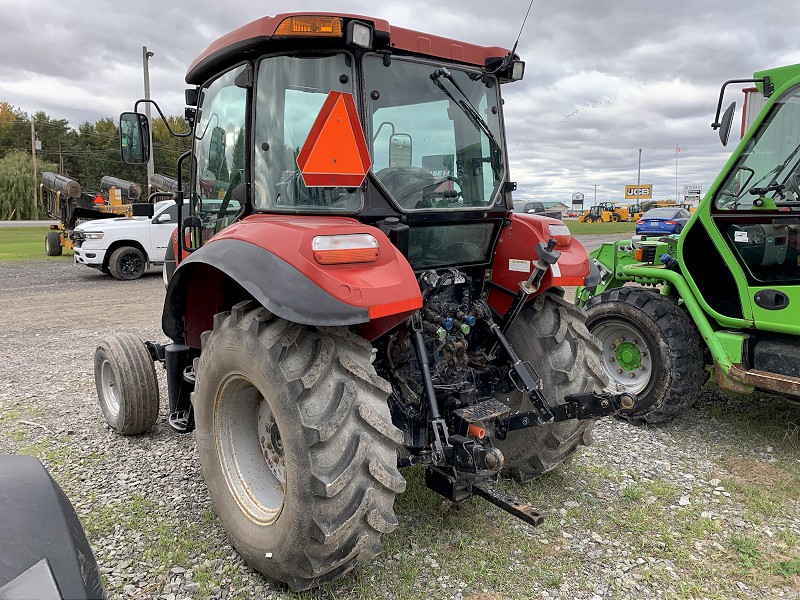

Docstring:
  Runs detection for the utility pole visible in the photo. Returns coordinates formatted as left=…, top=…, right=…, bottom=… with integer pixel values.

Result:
left=637, top=148, right=642, bottom=186
left=30, top=117, right=38, bottom=217
left=675, top=145, right=680, bottom=201
left=593, top=184, right=598, bottom=205
left=143, top=46, right=155, bottom=188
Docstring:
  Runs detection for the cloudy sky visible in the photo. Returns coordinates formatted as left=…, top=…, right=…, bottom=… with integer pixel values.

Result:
left=2, top=0, right=798, bottom=205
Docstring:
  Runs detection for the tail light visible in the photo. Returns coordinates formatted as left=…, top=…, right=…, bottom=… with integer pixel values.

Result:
left=312, top=234, right=379, bottom=265
left=664, top=220, right=677, bottom=225
left=547, top=223, right=572, bottom=248
left=636, top=219, right=644, bottom=225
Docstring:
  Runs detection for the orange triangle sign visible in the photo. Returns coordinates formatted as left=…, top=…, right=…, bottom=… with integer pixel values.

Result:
left=297, top=91, right=372, bottom=188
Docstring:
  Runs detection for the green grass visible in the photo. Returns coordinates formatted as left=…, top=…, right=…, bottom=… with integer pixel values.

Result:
left=564, top=220, right=636, bottom=234
left=0, top=227, right=72, bottom=261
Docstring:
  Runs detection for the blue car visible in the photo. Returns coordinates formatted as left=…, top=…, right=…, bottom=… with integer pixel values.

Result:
left=635, top=207, right=691, bottom=236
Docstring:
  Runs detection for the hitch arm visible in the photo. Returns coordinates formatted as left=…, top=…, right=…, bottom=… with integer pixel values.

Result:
left=502, top=391, right=637, bottom=436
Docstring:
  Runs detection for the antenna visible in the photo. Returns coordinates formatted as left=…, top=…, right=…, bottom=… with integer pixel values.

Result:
left=508, top=0, right=536, bottom=60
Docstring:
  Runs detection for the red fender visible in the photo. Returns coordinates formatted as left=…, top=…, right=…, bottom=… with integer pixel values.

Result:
left=171, top=214, right=421, bottom=343
left=488, top=213, right=590, bottom=315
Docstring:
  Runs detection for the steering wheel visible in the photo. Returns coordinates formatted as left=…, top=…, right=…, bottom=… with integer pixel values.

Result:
left=790, top=171, right=800, bottom=199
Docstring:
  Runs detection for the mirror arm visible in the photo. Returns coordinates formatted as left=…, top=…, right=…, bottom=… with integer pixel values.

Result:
left=133, top=99, right=193, bottom=138
left=174, top=150, right=193, bottom=262
left=711, top=77, right=772, bottom=130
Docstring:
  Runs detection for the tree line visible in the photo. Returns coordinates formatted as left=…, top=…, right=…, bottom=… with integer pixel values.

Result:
left=0, top=100, right=191, bottom=220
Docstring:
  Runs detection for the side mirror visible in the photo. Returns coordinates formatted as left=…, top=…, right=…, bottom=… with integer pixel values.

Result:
left=119, top=112, right=150, bottom=164
left=156, top=213, right=172, bottom=223
left=719, top=102, right=736, bottom=147
left=389, top=133, right=412, bottom=167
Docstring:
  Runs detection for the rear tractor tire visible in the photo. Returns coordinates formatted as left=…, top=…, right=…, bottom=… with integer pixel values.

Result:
left=45, top=231, right=62, bottom=256
left=584, top=287, right=707, bottom=425
left=493, top=291, right=608, bottom=483
left=94, top=333, right=159, bottom=434
left=193, top=301, right=405, bottom=591
left=108, top=245, right=146, bottom=280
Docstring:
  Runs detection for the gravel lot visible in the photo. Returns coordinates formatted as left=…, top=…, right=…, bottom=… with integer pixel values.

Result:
left=1, top=253, right=799, bottom=600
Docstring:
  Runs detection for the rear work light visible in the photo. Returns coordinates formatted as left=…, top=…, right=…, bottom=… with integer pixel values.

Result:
left=274, top=16, right=343, bottom=37
left=547, top=223, right=572, bottom=248
left=312, top=234, right=379, bottom=265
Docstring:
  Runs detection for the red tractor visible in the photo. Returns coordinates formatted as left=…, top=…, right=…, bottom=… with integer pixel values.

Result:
left=96, top=13, right=635, bottom=590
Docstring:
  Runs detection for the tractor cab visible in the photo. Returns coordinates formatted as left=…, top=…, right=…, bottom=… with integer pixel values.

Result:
left=578, top=63, right=800, bottom=423
left=689, top=66, right=800, bottom=339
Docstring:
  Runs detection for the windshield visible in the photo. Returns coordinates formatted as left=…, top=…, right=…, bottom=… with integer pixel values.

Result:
left=363, top=55, right=505, bottom=211
left=715, top=83, right=800, bottom=210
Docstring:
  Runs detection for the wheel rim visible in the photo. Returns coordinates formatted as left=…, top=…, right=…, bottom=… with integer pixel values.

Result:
left=591, top=319, right=653, bottom=394
left=99, top=359, right=121, bottom=417
left=215, top=375, right=285, bottom=526
left=119, top=251, right=143, bottom=277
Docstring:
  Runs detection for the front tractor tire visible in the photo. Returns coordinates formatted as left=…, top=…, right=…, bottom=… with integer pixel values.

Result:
left=493, top=291, right=608, bottom=483
left=584, top=287, right=706, bottom=425
left=193, top=301, right=405, bottom=591
left=94, top=333, right=160, bottom=434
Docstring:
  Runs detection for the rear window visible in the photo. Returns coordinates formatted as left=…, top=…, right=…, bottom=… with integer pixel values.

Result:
left=407, top=223, right=496, bottom=269
left=643, top=208, right=678, bottom=219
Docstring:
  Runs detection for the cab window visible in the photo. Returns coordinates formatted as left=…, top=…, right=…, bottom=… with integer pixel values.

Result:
left=192, top=65, right=248, bottom=241
left=252, top=54, right=359, bottom=212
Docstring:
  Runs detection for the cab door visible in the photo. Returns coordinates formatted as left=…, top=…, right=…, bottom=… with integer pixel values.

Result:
left=709, top=81, right=800, bottom=333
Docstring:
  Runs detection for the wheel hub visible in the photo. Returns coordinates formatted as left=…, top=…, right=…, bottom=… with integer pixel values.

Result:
left=593, top=322, right=653, bottom=394
left=259, top=402, right=286, bottom=486
left=615, top=341, right=642, bottom=370
left=99, top=359, right=120, bottom=416
left=216, top=376, right=286, bottom=526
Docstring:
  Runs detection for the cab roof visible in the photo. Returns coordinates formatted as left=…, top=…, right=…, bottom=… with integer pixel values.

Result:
left=186, top=12, right=512, bottom=85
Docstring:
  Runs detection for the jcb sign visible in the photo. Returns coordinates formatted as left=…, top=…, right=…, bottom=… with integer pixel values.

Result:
left=625, top=184, right=652, bottom=200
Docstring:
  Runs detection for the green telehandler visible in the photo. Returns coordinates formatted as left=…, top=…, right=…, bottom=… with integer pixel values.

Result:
left=576, top=63, right=800, bottom=424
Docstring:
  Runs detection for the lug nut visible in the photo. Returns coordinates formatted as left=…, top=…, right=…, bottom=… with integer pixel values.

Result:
left=609, top=357, right=616, bottom=362
left=629, top=372, right=636, bottom=378
left=617, top=368, right=624, bottom=374
left=640, top=365, right=647, bottom=371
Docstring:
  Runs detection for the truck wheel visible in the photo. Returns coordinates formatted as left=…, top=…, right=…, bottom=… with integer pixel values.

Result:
left=108, top=246, right=146, bottom=280
left=45, top=231, right=62, bottom=256
left=611, top=212, right=621, bottom=222
left=493, top=291, right=608, bottom=483
left=193, top=301, right=405, bottom=591
left=584, top=287, right=706, bottom=424
left=94, top=333, right=159, bottom=434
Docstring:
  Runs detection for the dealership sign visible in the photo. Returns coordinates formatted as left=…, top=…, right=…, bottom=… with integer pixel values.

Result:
left=625, top=184, right=653, bottom=199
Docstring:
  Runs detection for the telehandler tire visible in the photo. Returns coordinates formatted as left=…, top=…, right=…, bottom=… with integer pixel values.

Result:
left=94, top=333, right=159, bottom=434
left=45, top=231, right=62, bottom=256
left=493, top=291, right=608, bottom=483
left=193, top=301, right=405, bottom=591
left=584, top=286, right=706, bottom=424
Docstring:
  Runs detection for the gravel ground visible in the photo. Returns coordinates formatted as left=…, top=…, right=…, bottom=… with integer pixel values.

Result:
left=1, top=255, right=799, bottom=599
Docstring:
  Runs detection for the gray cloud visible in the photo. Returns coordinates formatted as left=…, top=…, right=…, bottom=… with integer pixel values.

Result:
left=2, top=0, right=798, bottom=204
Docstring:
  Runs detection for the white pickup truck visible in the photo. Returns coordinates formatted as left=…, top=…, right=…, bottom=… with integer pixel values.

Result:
left=73, top=200, right=180, bottom=280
